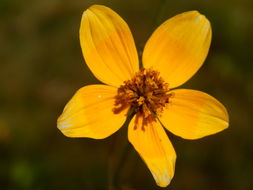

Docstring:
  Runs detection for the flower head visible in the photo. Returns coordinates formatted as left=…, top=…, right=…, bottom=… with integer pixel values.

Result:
left=57, top=5, right=229, bottom=187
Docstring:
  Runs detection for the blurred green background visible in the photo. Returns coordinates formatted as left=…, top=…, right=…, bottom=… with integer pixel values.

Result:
left=1, top=0, right=253, bottom=189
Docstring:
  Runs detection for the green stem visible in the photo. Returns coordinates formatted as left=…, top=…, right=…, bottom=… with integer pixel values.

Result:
left=113, top=143, right=132, bottom=189
left=108, top=109, right=135, bottom=190
left=151, top=0, right=170, bottom=31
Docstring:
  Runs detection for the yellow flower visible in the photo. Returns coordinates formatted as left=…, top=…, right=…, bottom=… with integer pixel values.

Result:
left=57, top=5, right=229, bottom=187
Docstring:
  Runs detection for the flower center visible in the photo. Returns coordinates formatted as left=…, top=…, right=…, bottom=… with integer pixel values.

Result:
left=113, top=69, right=173, bottom=130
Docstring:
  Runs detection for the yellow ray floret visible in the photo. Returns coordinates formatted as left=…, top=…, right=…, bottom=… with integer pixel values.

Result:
left=143, top=11, right=211, bottom=88
left=57, top=85, right=129, bottom=139
left=80, top=5, right=139, bottom=87
left=159, top=89, right=229, bottom=139
left=128, top=114, right=176, bottom=187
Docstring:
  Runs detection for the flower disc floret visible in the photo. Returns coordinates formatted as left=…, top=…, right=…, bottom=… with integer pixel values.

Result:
left=114, top=69, right=173, bottom=129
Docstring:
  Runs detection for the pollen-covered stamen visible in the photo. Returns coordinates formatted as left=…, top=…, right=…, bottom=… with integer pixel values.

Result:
left=113, top=69, right=174, bottom=130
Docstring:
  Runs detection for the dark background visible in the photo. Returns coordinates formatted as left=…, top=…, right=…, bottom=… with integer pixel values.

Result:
left=1, top=0, right=253, bottom=189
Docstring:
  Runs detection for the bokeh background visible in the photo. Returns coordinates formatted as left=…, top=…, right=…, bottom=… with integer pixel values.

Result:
left=1, top=0, right=253, bottom=189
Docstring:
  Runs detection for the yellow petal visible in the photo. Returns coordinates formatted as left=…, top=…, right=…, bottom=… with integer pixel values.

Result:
left=80, top=5, right=139, bottom=87
left=128, top=115, right=176, bottom=187
left=143, top=11, right=211, bottom=88
left=57, top=85, right=129, bottom=139
left=160, top=89, right=229, bottom=139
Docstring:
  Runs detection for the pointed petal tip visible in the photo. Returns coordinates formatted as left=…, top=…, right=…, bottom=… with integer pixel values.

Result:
left=85, top=4, right=114, bottom=16
left=222, top=119, right=229, bottom=130
left=57, top=117, right=75, bottom=138
left=154, top=175, right=171, bottom=187
left=83, top=5, right=101, bottom=17
left=185, top=10, right=211, bottom=28
left=153, top=156, right=176, bottom=187
left=57, top=116, right=70, bottom=131
left=185, top=10, right=206, bottom=18
left=85, top=4, right=103, bottom=11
